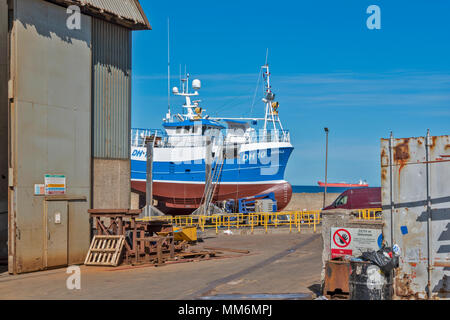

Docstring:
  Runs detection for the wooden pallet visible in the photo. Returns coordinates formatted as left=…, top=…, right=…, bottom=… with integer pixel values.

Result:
left=84, top=235, right=125, bottom=267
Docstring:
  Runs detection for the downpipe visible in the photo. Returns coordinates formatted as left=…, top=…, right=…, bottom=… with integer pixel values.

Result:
left=425, top=130, right=433, bottom=299
left=389, top=132, right=394, bottom=249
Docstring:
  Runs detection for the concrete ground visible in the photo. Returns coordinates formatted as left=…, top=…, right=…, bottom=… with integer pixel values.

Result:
left=0, top=229, right=323, bottom=300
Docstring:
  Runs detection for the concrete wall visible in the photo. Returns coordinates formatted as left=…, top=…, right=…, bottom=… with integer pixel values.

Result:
left=131, top=191, right=140, bottom=210
left=284, top=193, right=341, bottom=211
left=320, top=210, right=383, bottom=286
left=9, top=0, right=91, bottom=273
left=0, top=0, right=9, bottom=262
left=93, top=159, right=130, bottom=209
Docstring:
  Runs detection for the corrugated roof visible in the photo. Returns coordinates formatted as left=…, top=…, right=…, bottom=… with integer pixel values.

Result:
left=45, top=0, right=151, bottom=30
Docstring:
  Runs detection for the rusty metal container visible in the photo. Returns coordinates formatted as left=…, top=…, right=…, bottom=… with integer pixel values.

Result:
left=381, top=132, right=450, bottom=299
left=323, top=260, right=351, bottom=298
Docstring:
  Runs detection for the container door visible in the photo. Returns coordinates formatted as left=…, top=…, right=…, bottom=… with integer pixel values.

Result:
left=46, top=201, right=68, bottom=268
left=381, top=134, right=450, bottom=299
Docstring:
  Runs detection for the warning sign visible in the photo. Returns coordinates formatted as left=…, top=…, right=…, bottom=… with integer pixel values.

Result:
left=45, top=174, right=66, bottom=195
left=330, top=227, right=381, bottom=259
left=333, top=229, right=352, bottom=248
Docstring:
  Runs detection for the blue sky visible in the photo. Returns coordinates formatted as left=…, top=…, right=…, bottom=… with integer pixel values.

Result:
left=132, top=0, right=450, bottom=186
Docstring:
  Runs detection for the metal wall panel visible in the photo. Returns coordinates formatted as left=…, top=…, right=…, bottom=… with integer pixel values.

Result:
left=10, top=0, right=91, bottom=273
left=381, top=133, right=450, bottom=299
left=45, top=201, right=68, bottom=268
left=0, top=0, right=8, bottom=262
left=92, top=18, right=131, bottom=159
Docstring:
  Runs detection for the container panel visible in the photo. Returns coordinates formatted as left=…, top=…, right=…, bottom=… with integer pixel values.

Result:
left=381, top=134, right=450, bottom=299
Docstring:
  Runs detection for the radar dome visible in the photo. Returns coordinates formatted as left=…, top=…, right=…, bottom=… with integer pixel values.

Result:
left=172, top=87, right=179, bottom=94
left=192, top=79, right=201, bottom=90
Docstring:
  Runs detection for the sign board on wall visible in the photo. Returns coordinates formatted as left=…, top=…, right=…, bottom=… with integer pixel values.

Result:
left=331, top=227, right=382, bottom=258
left=45, top=175, right=66, bottom=195
left=34, top=184, right=45, bottom=195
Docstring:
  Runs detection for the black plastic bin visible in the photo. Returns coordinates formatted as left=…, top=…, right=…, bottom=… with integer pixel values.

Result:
left=349, top=261, right=393, bottom=300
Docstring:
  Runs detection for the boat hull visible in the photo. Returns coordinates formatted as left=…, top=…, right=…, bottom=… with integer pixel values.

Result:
left=131, top=180, right=292, bottom=215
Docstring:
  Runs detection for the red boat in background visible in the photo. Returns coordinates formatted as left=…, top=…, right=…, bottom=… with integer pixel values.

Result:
left=318, top=180, right=369, bottom=187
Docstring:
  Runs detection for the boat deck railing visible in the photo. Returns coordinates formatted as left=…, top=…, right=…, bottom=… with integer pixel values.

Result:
left=131, top=128, right=290, bottom=148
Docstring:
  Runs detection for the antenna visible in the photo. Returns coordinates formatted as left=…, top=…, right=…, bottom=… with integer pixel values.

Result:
left=265, top=48, right=269, bottom=66
left=185, top=65, right=188, bottom=94
left=167, top=18, right=171, bottom=116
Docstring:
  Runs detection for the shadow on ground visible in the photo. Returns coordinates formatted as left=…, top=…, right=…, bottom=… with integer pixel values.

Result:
left=308, top=284, right=322, bottom=296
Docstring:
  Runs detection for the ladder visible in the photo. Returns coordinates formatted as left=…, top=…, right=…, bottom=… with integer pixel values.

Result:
left=199, top=145, right=224, bottom=215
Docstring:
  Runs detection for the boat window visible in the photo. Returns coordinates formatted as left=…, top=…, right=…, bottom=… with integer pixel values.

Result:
left=176, top=126, right=182, bottom=134
left=202, top=126, right=210, bottom=135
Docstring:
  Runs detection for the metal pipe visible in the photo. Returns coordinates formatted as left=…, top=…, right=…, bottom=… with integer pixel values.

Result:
left=145, top=141, right=154, bottom=217
left=167, top=18, right=170, bottom=116
left=204, top=137, right=212, bottom=216
left=425, top=129, right=433, bottom=299
left=389, top=132, right=394, bottom=247
left=323, top=128, right=329, bottom=208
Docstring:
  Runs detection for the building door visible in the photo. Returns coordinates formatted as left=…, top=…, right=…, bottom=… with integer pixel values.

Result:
left=45, top=201, right=68, bottom=268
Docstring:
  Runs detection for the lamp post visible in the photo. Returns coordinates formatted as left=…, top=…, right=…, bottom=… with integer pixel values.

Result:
left=323, top=127, right=329, bottom=208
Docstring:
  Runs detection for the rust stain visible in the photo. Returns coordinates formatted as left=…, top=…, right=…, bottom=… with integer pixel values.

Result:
left=381, top=168, right=387, bottom=182
left=395, top=273, right=421, bottom=299
left=430, top=136, right=438, bottom=151
left=394, top=138, right=410, bottom=174
left=395, top=273, right=413, bottom=297
left=381, top=148, right=387, bottom=162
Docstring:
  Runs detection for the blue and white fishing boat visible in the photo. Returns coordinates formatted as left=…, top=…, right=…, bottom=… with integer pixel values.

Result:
left=131, top=64, right=293, bottom=215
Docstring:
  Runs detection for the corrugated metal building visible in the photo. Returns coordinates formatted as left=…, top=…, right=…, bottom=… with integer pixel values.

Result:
left=0, top=0, right=150, bottom=274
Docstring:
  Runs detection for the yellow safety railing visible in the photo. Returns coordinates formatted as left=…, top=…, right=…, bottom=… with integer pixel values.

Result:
left=138, top=211, right=322, bottom=234
left=356, top=208, right=382, bottom=220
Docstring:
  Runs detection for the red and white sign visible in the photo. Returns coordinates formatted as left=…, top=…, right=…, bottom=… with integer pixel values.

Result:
left=333, top=229, right=352, bottom=248
left=330, top=227, right=381, bottom=259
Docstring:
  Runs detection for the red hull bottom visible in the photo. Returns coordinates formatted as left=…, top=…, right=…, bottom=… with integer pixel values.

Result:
left=131, top=180, right=293, bottom=215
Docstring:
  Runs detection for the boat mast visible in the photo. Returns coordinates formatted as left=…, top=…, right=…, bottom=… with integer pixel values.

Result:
left=262, top=62, right=287, bottom=142
left=167, top=18, right=171, bottom=121
left=172, top=71, right=201, bottom=120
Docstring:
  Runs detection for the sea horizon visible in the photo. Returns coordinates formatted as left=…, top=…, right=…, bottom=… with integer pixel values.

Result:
left=292, top=185, right=380, bottom=194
